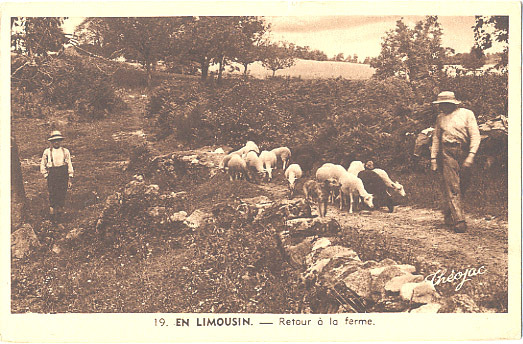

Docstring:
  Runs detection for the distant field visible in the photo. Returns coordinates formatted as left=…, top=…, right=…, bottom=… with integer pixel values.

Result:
left=209, top=59, right=375, bottom=80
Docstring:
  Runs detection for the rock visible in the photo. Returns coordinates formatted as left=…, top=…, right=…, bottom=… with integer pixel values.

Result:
left=145, top=184, right=160, bottom=195
left=11, top=224, right=40, bottom=259
left=377, top=258, right=397, bottom=267
left=133, top=174, right=144, bottom=182
left=184, top=209, right=210, bottom=230
left=326, top=259, right=364, bottom=281
left=278, top=199, right=312, bottom=219
left=65, top=227, right=85, bottom=240
left=105, top=192, right=122, bottom=206
left=312, top=237, right=331, bottom=251
left=305, top=258, right=331, bottom=277
left=286, top=217, right=339, bottom=237
left=400, top=281, right=438, bottom=304
left=52, top=244, right=61, bottom=254
left=172, top=191, right=188, bottom=200
left=385, top=274, right=424, bottom=292
left=439, top=294, right=481, bottom=313
left=190, top=159, right=199, bottom=164
left=287, top=237, right=314, bottom=267
left=147, top=206, right=165, bottom=218
left=181, top=154, right=198, bottom=162
left=214, top=148, right=225, bottom=154
left=169, top=211, right=188, bottom=223
left=371, top=266, right=410, bottom=299
left=343, top=269, right=372, bottom=298
left=410, top=303, right=442, bottom=313
left=362, top=260, right=379, bottom=269
left=370, top=263, right=414, bottom=277
left=316, top=245, right=360, bottom=261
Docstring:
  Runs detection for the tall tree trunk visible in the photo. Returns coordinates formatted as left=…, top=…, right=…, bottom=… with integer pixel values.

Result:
left=145, top=62, right=152, bottom=88
left=200, top=59, right=209, bottom=81
left=11, top=135, right=27, bottom=225
left=217, top=57, right=224, bottom=84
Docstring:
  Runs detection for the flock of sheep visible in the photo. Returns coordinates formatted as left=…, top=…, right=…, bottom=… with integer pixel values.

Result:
left=220, top=141, right=406, bottom=217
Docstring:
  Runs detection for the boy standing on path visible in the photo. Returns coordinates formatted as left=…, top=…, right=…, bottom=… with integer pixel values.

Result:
left=40, top=131, right=74, bottom=222
left=430, top=91, right=481, bottom=233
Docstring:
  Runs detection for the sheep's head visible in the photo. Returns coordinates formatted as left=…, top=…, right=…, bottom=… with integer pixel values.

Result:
left=362, top=194, right=374, bottom=209
left=395, top=182, right=406, bottom=197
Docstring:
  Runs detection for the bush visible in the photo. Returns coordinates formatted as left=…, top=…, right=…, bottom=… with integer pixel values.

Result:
left=12, top=53, right=125, bottom=120
left=147, top=74, right=508, bottom=170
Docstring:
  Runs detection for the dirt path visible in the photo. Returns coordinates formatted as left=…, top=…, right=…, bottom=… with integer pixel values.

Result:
left=256, top=171, right=508, bottom=280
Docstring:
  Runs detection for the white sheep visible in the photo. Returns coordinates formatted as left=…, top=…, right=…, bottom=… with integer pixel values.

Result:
left=347, top=160, right=365, bottom=175
left=315, top=163, right=346, bottom=203
left=271, top=147, right=292, bottom=170
left=219, top=152, right=240, bottom=170
left=238, top=141, right=260, bottom=156
left=245, top=151, right=265, bottom=181
left=259, top=150, right=278, bottom=181
left=373, top=168, right=406, bottom=197
left=285, top=163, right=303, bottom=198
left=339, top=173, right=374, bottom=213
left=227, top=154, right=250, bottom=181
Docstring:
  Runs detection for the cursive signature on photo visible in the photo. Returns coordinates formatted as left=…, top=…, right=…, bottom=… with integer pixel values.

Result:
left=425, top=266, right=487, bottom=291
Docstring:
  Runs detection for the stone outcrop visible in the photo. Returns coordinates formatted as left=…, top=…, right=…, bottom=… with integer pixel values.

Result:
left=11, top=224, right=41, bottom=259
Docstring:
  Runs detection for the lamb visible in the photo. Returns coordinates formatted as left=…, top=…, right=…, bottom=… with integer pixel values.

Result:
left=315, top=163, right=346, bottom=203
left=244, top=151, right=265, bottom=181
left=271, top=146, right=292, bottom=170
left=339, top=173, right=374, bottom=213
left=347, top=160, right=365, bottom=175
left=358, top=170, right=395, bottom=212
left=259, top=150, right=278, bottom=181
left=227, top=154, right=250, bottom=181
left=303, top=179, right=338, bottom=217
left=373, top=168, right=406, bottom=197
left=285, top=163, right=303, bottom=198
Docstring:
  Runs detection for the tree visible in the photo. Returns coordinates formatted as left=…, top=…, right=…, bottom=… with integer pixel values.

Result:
left=461, top=46, right=486, bottom=73
left=473, top=16, right=508, bottom=71
left=261, top=41, right=296, bottom=77
left=11, top=17, right=67, bottom=57
left=77, top=17, right=186, bottom=86
left=371, top=16, right=451, bottom=82
left=234, top=17, right=270, bottom=77
left=334, top=53, right=344, bottom=61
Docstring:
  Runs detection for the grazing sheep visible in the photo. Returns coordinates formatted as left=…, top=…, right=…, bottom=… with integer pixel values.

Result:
left=285, top=164, right=303, bottom=198
left=358, top=170, right=395, bottom=212
left=315, top=163, right=346, bottom=203
left=245, top=151, right=265, bottom=181
left=219, top=152, right=240, bottom=170
left=373, top=168, right=406, bottom=197
left=239, top=141, right=260, bottom=156
left=339, top=173, right=374, bottom=213
left=271, top=146, right=292, bottom=170
left=259, top=150, right=278, bottom=181
left=347, top=160, right=365, bottom=175
left=227, top=154, right=250, bottom=181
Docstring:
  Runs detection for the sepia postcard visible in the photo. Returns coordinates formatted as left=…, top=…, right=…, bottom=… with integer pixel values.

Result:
left=1, top=0, right=521, bottom=342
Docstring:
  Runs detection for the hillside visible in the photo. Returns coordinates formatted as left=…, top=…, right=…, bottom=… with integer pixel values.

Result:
left=209, top=59, right=375, bottom=79
left=11, top=74, right=508, bottom=313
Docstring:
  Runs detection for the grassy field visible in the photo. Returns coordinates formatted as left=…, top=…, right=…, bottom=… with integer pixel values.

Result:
left=209, top=59, right=375, bottom=79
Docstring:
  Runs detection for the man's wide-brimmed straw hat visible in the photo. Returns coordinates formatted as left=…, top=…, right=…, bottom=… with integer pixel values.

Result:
left=432, top=91, right=461, bottom=105
left=48, top=130, right=65, bottom=141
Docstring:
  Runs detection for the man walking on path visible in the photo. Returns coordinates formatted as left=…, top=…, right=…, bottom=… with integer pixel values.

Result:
left=40, top=131, right=74, bottom=222
left=430, top=91, right=481, bottom=233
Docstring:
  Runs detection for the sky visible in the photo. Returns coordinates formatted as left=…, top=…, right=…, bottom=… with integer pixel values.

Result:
left=63, top=15, right=503, bottom=61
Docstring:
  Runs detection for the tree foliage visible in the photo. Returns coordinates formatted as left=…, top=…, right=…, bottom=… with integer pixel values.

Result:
left=473, top=16, right=508, bottom=71
left=11, top=17, right=68, bottom=57
left=371, top=16, right=452, bottom=82
left=261, top=41, right=296, bottom=77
